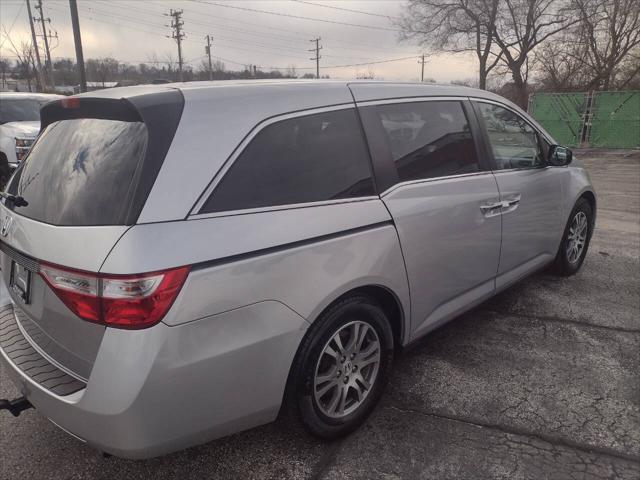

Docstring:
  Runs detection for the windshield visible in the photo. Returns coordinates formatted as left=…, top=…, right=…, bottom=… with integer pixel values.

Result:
left=0, top=98, right=48, bottom=123
left=6, top=118, right=148, bottom=225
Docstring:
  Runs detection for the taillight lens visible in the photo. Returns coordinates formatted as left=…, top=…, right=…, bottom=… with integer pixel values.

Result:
left=40, top=264, right=190, bottom=329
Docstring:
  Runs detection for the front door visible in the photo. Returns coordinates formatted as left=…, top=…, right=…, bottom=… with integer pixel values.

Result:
left=473, top=101, right=566, bottom=289
left=358, top=99, right=502, bottom=339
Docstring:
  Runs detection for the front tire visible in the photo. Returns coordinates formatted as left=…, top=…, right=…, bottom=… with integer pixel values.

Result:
left=0, top=153, right=10, bottom=191
left=552, top=198, right=593, bottom=276
left=287, top=295, right=394, bottom=439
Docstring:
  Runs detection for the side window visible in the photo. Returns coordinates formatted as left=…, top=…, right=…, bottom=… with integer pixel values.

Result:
left=476, top=102, right=543, bottom=170
left=374, top=101, right=480, bottom=182
left=200, top=108, right=375, bottom=213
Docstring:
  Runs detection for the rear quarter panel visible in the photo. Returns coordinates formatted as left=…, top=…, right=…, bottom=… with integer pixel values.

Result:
left=101, top=199, right=412, bottom=344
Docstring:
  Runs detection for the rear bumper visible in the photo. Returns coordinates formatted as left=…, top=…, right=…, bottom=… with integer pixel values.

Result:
left=1, top=300, right=308, bottom=459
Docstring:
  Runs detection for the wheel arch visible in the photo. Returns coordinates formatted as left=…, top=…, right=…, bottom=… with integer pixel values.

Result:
left=575, top=188, right=597, bottom=235
left=579, top=190, right=596, bottom=214
left=307, top=283, right=408, bottom=350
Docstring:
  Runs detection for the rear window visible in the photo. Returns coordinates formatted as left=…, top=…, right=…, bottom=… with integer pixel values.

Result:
left=6, top=118, right=148, bottom=226
left=200, top=108, right=375, bottom=213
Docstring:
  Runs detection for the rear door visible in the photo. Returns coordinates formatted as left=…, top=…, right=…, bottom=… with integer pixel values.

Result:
left=0, top=92, right=182, bottom=380
left=357, top=98, right=501, bottom=339
left=472, top=101, right=566, bottom=289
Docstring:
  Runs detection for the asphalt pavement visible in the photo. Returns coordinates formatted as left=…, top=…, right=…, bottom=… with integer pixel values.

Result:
left=1, top=149, right=639, bottom=480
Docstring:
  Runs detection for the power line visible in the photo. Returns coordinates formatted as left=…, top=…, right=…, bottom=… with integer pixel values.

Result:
left=78, top=4, right=312, bottom=59
left=290, top=0, right=399, bottom=20
left=0, top=1, right=24, bottom=50
left=135, top=0, right=413, bottom=55
left=188, top=0, right=402, bottom=32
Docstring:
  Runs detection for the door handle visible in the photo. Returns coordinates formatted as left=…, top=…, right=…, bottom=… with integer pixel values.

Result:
left=480, top=202, right=504, bottom=211
left=503, top=194, right=521, bottom=206
left=501, top=194, right=521, bottom=214
left=480, top=201, right=504, bottom=217
left=481, top=194, right=521, bottom=217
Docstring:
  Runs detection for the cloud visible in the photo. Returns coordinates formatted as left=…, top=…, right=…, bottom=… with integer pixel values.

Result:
left=0, top=0, right=478, bottom=82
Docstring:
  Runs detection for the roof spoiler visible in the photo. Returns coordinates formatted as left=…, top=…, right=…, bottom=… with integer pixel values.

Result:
left=40, top=97, right=143, bottom=130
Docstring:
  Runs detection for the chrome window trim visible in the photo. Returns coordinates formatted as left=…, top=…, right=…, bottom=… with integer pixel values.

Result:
left=189, top=196, right=381, bottom=221
left=189, top=102, right=363, bottom=217
left=355, top=96, right=468, bottom=107
left=380, top=171, right=494, bottom=197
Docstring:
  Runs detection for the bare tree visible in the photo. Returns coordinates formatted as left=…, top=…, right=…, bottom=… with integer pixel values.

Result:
left=398, top=0, right=502, bottom=90
left=570, top=0, right=640, bottom=90
left=356, top=68, right=376, bottom=79
left=2, top=27, right=39, bottom=92
left=285, top=64, right=297, bottom=78
left=490, top=0, right=575, bottom=107
left=86, top=57, right=120, bottom=86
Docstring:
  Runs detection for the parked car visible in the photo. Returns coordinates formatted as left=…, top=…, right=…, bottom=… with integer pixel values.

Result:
left=0, top=92, right=64, bottom=187
left=0, top=81, right=596, bottom=459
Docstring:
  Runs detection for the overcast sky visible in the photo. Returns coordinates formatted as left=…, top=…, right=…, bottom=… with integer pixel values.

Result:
left=0, top=0, right=478, bottom=82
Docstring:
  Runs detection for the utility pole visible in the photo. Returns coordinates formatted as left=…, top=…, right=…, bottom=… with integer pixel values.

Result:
left=35, top=0, right=56, bottom=89
left=69, top=0, right=86, bottom=93
left=418, top=54, right=426, bottom=82
left=308, top=37, right=322, bottom=79
left=205, top=34, right=213, bottom=81
left=26, top=0, right=44, bottom=91
left=168, top=9, right=185, bottom=82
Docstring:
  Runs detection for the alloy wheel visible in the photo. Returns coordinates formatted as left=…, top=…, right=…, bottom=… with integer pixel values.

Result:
left=313, top=320, right=381, bottom=419
left=566, top=211, right=588, bottom=264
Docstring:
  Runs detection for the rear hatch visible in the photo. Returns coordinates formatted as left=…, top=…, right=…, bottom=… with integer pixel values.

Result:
left=0, top=89, right=183, bottom=381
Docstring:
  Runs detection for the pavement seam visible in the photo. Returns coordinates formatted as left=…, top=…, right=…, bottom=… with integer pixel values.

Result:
left=485, top=310, right=640, bottom=334
left=386, top=404, right=640, bottom=464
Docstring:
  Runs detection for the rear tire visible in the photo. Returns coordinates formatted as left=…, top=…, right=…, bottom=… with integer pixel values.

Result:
left=552, top=198, right=593, bottom=276
left=286, top=295, right=394, bottom=439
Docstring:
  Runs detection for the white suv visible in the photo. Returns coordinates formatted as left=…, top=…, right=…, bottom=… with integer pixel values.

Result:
left=0, top=92, right=63, bottom=186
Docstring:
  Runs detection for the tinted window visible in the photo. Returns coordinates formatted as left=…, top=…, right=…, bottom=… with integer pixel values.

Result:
left=374, top=101, right=479, bottom=182
left=201, top=109, right=375, bottom=213
left=7, top=118, right=148, bottom=225
left=476, top=103, right=543, bottom=169
left=0, top=99, right=48, bottom=123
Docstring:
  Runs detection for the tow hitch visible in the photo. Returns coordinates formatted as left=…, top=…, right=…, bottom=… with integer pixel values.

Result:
left=0, top=396, right=33, bottom=416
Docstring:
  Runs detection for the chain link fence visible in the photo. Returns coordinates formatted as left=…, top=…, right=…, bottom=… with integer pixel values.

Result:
left=528, top=91, right=639, bottom=148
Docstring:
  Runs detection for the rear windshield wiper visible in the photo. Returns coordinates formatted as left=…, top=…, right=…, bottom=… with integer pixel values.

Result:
left=0, top=192, right=28, bottom=207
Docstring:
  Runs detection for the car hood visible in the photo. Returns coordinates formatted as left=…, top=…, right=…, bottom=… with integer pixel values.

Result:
left=1, top=121, right=40, bottom=138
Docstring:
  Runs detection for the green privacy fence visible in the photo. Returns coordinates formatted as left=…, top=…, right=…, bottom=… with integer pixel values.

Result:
left=528, top=91, right=640, bottom=148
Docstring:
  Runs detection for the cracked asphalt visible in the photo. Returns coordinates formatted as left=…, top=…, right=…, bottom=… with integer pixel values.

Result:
left=1, top=150, right=639, bottom=480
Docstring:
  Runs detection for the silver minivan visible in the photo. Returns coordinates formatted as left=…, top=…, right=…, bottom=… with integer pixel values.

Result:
left=0, top=81, right=595, bottom=458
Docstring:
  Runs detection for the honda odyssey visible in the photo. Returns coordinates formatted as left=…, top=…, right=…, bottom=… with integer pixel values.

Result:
left=0, top=81, right=595, bottom=458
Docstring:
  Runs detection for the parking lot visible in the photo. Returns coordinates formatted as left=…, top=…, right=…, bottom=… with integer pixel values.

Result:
left=1, top=149, right=638, bottom=480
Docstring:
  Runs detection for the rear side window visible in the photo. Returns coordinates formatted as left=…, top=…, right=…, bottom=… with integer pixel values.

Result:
left=374, top=101, right=479, bottom=182
left=200, top=108, right=375, bottom=213
left=7, top=118, right=148, bottom=225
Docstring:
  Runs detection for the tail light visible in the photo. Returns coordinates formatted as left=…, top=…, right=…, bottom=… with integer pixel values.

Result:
left=39, top=263, right=190, bottom=329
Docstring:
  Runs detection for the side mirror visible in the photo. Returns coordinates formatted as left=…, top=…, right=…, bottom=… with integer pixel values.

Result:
left=548, top=145, right=573, bottom=166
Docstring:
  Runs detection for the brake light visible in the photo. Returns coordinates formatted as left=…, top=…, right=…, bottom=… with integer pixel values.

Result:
left=60, top=97, right=80, bottom=109
left=39, top=263, right=189, bottom=329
